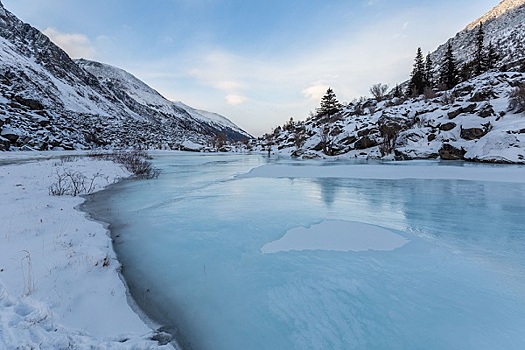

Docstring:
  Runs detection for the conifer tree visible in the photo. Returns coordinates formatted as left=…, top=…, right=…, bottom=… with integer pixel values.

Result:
left=393, top=84, right=402, bottom=98
left=424, top=53, right=434, bottom=88
left=408, top=47, right=426, bottom=96
left=474, top=23, right=485, bottom=75
left=485, top=41, right=499, bottom=70
left=316, top=88, right=342, bottom=118
left=440, top=43, right=459, bottom=90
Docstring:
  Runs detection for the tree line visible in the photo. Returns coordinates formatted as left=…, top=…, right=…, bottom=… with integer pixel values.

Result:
left=314, top=23, right=500, bottom=120
left=408, top=23, right=499, bottom=96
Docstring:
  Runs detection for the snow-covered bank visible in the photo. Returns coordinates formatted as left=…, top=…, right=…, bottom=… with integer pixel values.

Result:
left=0, top=156, right=173, bottom=349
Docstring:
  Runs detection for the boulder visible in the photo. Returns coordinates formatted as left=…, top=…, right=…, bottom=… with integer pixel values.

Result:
left=477, top=103, right=495, bottom=118
left=447, top=103, right=477, bottom=119
left=427, top=133, right=437, bottom=142
left=1, top=126, right=20, bottom=143
left=439, top=144, right=466, bottom=160
left=354, top=136, right=377, bottom=150
left=460, top=127, right=489, bottom=140
left=13, top=96, right=44, bottom=110
left=440, top=122, right=456, bottom=131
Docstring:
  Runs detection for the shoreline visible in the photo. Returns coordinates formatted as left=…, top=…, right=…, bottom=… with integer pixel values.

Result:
left=0, top=154, right=174, bottom=349
left=81, top=178, right=184, bottom=350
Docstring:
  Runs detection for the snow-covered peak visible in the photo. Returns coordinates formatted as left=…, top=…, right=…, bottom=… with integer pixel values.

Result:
left=77, top=59, right=252, bottom=140
left=466, top=0, right=525, bottom=30
left=77, top=59, right=175, bottom=115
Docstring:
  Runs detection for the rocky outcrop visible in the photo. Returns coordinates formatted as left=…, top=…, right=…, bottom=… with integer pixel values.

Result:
left=439, top=144, right=466, bottom=160
left=255, top=71, right=525, bottom=164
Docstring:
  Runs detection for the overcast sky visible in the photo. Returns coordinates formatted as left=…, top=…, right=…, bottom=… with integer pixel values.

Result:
left=3, top=0, right=497, bottom=136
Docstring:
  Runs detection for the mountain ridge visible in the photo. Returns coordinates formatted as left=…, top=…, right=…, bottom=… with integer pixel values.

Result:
left=0, top=2, right=250, bottom=151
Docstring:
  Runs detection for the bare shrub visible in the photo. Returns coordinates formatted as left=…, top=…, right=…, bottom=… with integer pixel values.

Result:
left=111, top=149, right=160, bottom=179
left=88, top=149, right=160, bottom=179
left=21, top=250, right=34, bottom=296
left=370, top=83, right=389, bottom=102
left=441, top=92, right=456, bottom=105
left=378, top=118, right=403, bottom=156
left=49, top=169, right=105, bottom=196
left=508, top=83, right=525, bottom=113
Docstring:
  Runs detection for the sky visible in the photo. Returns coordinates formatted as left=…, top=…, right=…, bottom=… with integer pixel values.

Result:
left=3, top=0, right=497, bottom=136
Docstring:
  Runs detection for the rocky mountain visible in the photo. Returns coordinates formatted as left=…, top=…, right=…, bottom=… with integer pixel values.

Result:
left=432, top=0, right=525, bottom=71
left=0, top=2, right=250, bottom=151
left=255, top=0, right=525, bottom=164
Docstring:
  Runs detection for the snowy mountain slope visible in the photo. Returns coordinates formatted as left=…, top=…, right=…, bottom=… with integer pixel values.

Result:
left=0, top=2, right=250, bottom=151
left=173, top=101, right=250, bottom=136
left=432, top=0, right=525, bottom=71
left=466, top=0, right=525, bottom=30
left=77, top=59, right=251, bottom=140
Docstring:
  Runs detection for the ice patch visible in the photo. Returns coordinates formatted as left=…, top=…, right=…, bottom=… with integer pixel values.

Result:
left=262, top=220, right=409, bottom=253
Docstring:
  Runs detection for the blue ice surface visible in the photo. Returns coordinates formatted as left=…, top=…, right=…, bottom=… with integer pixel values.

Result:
left=104, top=153, right=525, bottom=350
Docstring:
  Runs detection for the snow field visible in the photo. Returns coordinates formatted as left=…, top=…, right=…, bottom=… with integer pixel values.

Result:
left=0, top=156, right=173, bottom=349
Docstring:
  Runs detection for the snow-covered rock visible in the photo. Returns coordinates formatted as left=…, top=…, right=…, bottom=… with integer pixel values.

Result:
left=257, top=71, right=525, bottom=164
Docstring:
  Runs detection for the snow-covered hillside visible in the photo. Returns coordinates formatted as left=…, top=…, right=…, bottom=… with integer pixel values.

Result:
left=256, top=0, right=525, bottom=164
left=77, top=60, right=251, bottom=141
left=0, top=2, right=250, bottom=152
left=257, top=71, right=525, bottom=163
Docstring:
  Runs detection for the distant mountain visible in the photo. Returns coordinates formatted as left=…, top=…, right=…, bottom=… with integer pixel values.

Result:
left=256, top=0, right=525, bottom=163
left=0, top=1, right=250, bottom=151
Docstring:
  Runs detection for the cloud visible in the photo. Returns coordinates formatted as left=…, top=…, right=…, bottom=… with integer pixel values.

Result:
left=302, top=83, right=330, bottom=101
left=43, top=27, right=96, bottom=59
left=226, top=94, right=247, bottom=106
left=113, top=3, right=485, bottom=136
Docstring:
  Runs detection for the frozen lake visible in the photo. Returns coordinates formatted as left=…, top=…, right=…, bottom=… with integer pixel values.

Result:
left=86, top=153, right=525, bottom=350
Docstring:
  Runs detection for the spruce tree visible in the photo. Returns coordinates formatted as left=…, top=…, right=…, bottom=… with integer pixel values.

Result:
left=316, top=88, right=342, bottom=118
left=424, top=53, right=434, bottom=88
left=474, top=23, right=485, bottom=75
left=440, top=43, right=459, bottom=90
left=408, top=48, right=426, bottom=96
left=485, top=41, right=499, bottom=70
left=393, top=84, right=402, bottom=98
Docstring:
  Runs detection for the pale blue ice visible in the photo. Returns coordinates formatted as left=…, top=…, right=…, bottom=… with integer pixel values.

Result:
left=94, top=154, right=525, bottom=350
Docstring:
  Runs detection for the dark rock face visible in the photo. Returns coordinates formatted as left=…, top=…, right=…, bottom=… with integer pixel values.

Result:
left=440, top=122, right=457, bottom=131
left=439, top=144, right=466, bottom=160
left=447, top=103, right=477, bottom=119
left=460, top=127, right=489, bottom=140
left=354, top=136, right=377, bottom=150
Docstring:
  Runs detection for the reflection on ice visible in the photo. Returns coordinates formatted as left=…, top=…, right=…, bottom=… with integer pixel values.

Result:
left=262, top=220, right=409, bottom=253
